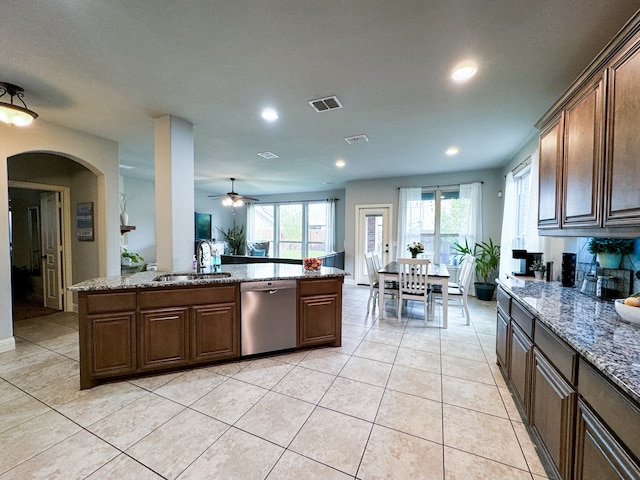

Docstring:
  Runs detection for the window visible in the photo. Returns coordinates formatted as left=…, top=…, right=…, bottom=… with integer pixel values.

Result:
left=514, top=167, right=531, bottom=249
left=248, top=200, right=335, bottom=258
left=417, top=189, right=462, bottom=265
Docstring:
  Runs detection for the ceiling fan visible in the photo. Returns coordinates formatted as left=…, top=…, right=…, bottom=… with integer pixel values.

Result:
left=208, top=178, right=259, bottom=207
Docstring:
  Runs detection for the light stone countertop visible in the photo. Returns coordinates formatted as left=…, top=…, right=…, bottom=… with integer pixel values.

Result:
left=68, top=263, right=349, bottom=292
left=498, top=276, right=640, bottom=405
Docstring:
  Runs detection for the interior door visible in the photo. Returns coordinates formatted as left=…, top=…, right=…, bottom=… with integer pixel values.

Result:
left=355, top=205, right=392, bottom=285
left=41, top=191, right=63, bottom=310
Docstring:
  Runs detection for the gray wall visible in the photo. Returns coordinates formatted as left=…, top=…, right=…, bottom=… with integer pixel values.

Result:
left=343, top=168, right=505, bottom=277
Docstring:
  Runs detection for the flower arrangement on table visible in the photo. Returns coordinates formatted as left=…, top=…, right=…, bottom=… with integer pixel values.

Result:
left=407, top=241, right=425, bottom=258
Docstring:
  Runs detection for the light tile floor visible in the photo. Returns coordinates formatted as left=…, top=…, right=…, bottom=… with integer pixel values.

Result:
left=0, top=285, right=556, bottom=479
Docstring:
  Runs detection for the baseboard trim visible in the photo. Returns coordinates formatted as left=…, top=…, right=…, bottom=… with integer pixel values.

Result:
left=0, top=336, right=16, bottom=353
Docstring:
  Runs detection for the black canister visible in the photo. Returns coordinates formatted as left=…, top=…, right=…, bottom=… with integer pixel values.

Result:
left=561, top=253, right=576, bottom=287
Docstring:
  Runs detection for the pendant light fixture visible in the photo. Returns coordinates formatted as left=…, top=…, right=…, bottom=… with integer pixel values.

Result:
left=0, top=82, right=39, bottom=127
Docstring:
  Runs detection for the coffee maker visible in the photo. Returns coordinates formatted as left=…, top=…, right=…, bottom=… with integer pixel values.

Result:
left=511, top=249, right=543, bottom=276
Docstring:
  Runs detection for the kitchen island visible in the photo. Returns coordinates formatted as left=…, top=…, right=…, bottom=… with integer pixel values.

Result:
left=69, top=264, right=348, bottom=389
left=496, top=277, right=640, bottom=480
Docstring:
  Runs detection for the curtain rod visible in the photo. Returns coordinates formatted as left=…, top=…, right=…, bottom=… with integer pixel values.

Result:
left=511, top=156, right=531, bottom=175
left=397, top=181, right=483, bottom=190
left=247, top=198, right=339, bottom=205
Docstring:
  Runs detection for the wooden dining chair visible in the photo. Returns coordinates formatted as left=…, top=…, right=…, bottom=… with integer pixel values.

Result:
left=397, top=257, right=431, bottom=323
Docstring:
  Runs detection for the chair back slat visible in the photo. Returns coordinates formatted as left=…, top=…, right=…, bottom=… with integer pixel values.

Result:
left=364, top=252, right=378, bottom=285
left=459, top=255, right=476, bottom=292
left=398, top=258, right=430, bottom=295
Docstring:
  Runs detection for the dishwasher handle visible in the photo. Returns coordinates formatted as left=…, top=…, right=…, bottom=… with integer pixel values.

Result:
left=240, top=280, right=297, bottom=293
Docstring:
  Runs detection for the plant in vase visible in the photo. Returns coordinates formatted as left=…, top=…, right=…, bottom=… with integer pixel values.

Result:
left=121, top=248, right=144, bottom=269
left=407, top=241, right=424, bottom=258
left=474, top=238, right=500, bottom=300
left=587, top=238, right=634, bottom=269
left=217, top=221, right=246, bottom=255
left=529, top=260, right=547, bottom=280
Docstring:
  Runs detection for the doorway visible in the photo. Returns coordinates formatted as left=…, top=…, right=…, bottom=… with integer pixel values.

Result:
left=354, top=204, right=392, bottom=285
left=9, top=181, right=72, bottom=317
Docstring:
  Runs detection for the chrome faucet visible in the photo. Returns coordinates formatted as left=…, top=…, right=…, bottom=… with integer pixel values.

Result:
left=196, top=240, right=212, bottom=273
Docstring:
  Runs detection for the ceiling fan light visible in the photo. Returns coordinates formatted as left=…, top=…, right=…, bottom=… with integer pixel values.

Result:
left=222, top=197, right=233, bottom=207
left=232, top=198, right=243, bottom=208
left=0, top=82, right=38, bottom=127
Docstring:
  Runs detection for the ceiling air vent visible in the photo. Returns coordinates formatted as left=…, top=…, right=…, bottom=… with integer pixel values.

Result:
left=257, top=151, right=279, bottom=160
left=344, top=134, right=369, bottom=145
left=308, top=95, right=343, bottom=113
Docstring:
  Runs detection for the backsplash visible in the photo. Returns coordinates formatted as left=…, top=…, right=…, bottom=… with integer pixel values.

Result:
left=574, top=237, right=640, bottom=297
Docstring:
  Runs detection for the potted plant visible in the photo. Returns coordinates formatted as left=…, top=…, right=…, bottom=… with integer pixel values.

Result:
left=529, top=260, right=546, bottom=280
left=121, top=248, right=144, bottom=269
left=217, top=221, right=246, bottom=255
left=452, top=239, right=476, bottom=264
left=474, top=238, right=500, bottom=300
left=407, top=241, right=425, bottom=258
left=587, top=238, right=634, bottom=269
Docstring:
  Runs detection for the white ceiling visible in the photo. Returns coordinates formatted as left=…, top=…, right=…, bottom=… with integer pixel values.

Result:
left=3, top=1, right=640, bottom=196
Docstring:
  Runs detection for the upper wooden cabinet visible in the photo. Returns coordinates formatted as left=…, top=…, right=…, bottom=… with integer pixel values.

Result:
left=536, top=14, right=640, bottom=236
left=538, top=114, right=564, bottom=229
left=562, top=74, right=605, bottom=228
left=604, top=32, right=640, bottom=227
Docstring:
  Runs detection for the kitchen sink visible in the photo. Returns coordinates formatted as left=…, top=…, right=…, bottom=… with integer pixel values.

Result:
left=153, top=272, right=231, bottom=282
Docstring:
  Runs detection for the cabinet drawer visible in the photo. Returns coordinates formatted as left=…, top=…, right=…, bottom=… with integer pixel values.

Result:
left=512, top=299, right=534, bottom=338
left=86, top=292, right=136, bottom=313
left=138, top=285, right=237, bottom=309
left=497, top=287, right=511, bottom=316
left=579, top=359, right=640, bottom=459
left=298, top=278, right=342, bottom=296
left=535, top=320, right=578, bottom=385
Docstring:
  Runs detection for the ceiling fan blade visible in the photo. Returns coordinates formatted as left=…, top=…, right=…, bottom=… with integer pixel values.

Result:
left=239, top=195, right=260, bottom=202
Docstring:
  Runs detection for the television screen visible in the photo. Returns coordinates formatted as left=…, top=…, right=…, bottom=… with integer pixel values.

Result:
left=194, top=212, right=212, bottom=240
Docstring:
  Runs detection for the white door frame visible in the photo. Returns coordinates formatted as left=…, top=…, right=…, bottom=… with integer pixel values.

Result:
left=354, top=204, right=393, bottom=285
left=9, top=181, right=73, bottom=312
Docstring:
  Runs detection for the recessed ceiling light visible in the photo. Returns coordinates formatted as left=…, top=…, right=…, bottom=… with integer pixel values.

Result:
left=445, top=146, right=459, bottom=156
left=261, top=108, right=279, bottom=121
left=451, top=64, right=477, bottom=82
left=257, top=151, right=279, bottom=160
left=335, top=159, right=346, bottom=168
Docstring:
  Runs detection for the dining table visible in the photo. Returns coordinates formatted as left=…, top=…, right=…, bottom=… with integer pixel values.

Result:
left=378, top=261, right=451, bottom=328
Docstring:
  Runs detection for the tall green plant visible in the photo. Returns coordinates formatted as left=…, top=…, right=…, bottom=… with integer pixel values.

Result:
left=474, top=238, right=500, bottom=284
left=217, top=221, right=246, bottom=255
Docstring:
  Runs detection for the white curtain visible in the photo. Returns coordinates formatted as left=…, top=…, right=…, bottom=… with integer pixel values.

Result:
left=499, top=172, right=517, bottom=279
left=246, top=203, right=255, bottom=241
left=458, top=182, right=483, bottom=249
left=325, top=199, right=336, bottom=253
left=396, top=187, right=422, bottom=260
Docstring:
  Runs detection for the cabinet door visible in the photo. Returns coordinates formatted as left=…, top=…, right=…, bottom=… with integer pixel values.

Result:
left=531, top=350, right=576, bottom=480
left=509, top=322, right=533, bottom=420
left=538, top=113, right=564, bottom=229
left=87, top=312, right=136, bottom=380
left=191, top=303, right=239, bottom=363
left=562, top=74, right=605, bottom=228
left=298, top=293, right=339, bottom=347
left=139, top=307, right=189, bottom=370
left=496, top=310, right=509, bottom=376
left=574, top=399, right=640, bottom=480
left=604, top=35, right=640, bottom=226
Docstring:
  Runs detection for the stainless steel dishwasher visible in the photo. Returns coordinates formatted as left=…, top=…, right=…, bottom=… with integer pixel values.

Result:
left=240, top=280, right=297, bottom=356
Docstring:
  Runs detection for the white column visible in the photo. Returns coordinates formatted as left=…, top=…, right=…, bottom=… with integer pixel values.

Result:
left=154, top=115, right=194, bottom=272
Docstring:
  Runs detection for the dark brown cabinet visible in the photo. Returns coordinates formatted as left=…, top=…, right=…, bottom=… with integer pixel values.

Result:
left=575, top=399, right=640, bottom=480
left=562, top=73, right=605, bottom=228
left=497, top=286, right=640, bottom=480
left=538, top=114, right=564, bottom=229
left=138, top=307, right=189, bottom=370
left=79, top=284, right=239, bottom=389
left=531, top=350, right=576, bottom=480
left=536, top=15, right=640, bottom=236
left=509, top=322, right=532, bottom=419
left=604, top=31, right=640, bottom=227
left=298, top=277, right=342, bottom=348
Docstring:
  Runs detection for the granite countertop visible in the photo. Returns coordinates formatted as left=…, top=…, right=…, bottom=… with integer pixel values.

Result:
left=68, top=263, right=349, bottom=292
left=497, top=276, right=640, bottom=404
